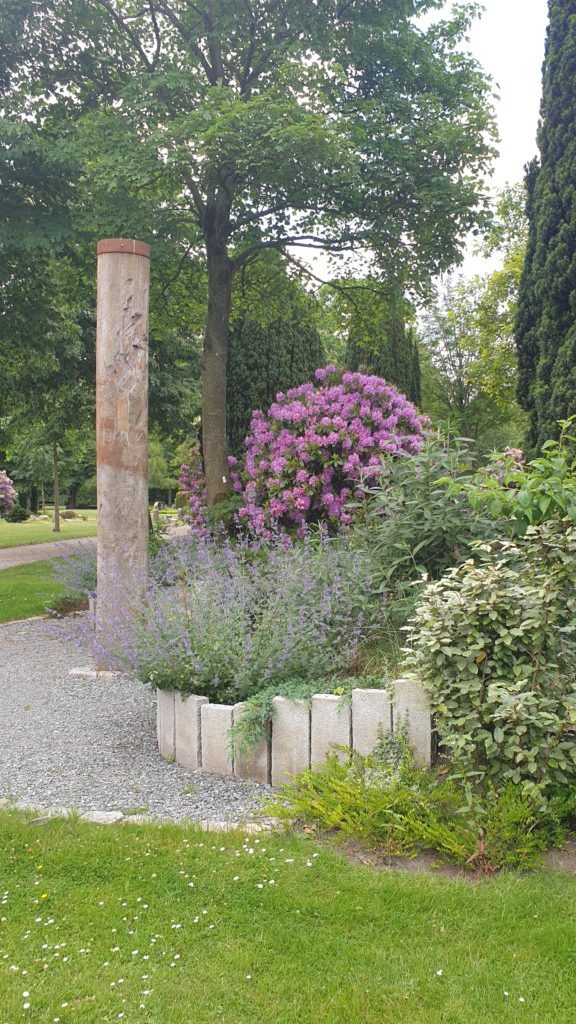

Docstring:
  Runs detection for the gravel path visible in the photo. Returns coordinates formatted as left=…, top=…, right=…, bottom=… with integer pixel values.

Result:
left=0, top=618, right=266, bottom=822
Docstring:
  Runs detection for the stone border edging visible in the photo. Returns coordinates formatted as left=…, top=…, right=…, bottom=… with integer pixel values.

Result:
left=158, top=680, right=432, bottom=786
left=0, top=798, right=272, bottom=832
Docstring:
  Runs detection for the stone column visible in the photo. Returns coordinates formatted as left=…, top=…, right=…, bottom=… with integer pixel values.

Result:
left=96, top=239, right=150, bottom=635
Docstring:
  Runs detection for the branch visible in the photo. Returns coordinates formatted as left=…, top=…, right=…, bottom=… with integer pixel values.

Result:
left=147, top=0, right=162, bottom=64
left=230, top=201, right=351, bottom=233
left=238, top=0, right=259, bottom=92
left=336, top=1, right=356, bottom=18
left=234, top=231, right=368, bottom=267
left=93, top=0, right=156, bottom=70
left=229, top=201, right=292, bottom=231
left=158, top=242, right=196, bottom=301
left=187, top=177, right=206, bottom=221
left=282, top=252, right=390, bottom=313
left=154, top=1, right=217, bottom=84
left=205, top=2, right=226, bottom=83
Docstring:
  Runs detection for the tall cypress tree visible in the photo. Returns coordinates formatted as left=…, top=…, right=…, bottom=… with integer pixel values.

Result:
left=516, top=0, right=576, bottom=450
left=227, top=314, right=325, bottom=457
left=345, top=290, right=422, bottom=404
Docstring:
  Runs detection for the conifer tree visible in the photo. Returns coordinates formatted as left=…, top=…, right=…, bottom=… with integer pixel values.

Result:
left=227, top=315, right=324, bottom=458
left=345, top=290, right=421, bottom=405
left=516, top=0, right=576, bottom=450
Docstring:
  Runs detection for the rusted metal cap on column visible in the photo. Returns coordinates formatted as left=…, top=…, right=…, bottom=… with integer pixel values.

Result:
left=97, top=238, right=151, bottom=258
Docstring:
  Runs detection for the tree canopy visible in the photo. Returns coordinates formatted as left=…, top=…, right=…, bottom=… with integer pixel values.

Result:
left=1, top=0, right=497, bottom=502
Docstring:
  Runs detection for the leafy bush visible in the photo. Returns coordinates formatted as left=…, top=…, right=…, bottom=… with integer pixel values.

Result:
left=268, top=745, right=571, bottom=870
left=459, top=419, right=576, bottom=534
left=232, top=366, right=428, bottom=537
left=85, top=535, right=384, bottom=704
left=0, top=471, right=17, bottom=517
left=402, top=520, right=576, bottom=800
left=352, top=434, right=497, bottom=622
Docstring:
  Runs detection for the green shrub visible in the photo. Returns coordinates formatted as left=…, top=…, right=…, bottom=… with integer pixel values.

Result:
left=402, top=520, right=576, bottom=800
left=352, top=434, right=497, bottom=624
left=6, top=502, right=30, bottom=522
left=459, top=418, right=576, bottom=534
left=267, top=745, right=570, bottom=870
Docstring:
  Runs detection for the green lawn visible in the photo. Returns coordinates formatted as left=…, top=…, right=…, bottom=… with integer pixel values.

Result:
left=0, top=515, right=97, bottom=549
left=0, top=561, right=65, bottom=623
left=0, top=811, right=574, bottom=1023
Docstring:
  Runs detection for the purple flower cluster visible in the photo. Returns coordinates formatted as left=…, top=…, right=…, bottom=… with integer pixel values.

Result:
left=482, top=446, right=525, bottom=485
left=177, top=445, right=209, bottom=538
left=0, top=471, right=17, bottom=517
left=57, top=534, right=382, bottom=703
left=233, top=366, right=428, bottom=535
left=502, top=447, right=524, bottom=468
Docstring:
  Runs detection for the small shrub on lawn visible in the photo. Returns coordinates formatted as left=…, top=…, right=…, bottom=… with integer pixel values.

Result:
left=5, top=501, right=29, bottom=522
left=268, top=745, right=573, bottom=871
left=402, top=519, right=576, bottom=801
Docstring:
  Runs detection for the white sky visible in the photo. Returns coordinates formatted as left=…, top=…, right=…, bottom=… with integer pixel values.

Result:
left=461, top=0, right=548, bottom=275
left=468, top=0, right=547, bottom=191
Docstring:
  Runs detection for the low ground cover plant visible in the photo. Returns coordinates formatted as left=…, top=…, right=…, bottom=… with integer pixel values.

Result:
left=269, top=741, right=576, bottom=871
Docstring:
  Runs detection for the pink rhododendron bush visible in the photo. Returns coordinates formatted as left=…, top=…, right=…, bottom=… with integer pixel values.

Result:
left=0, top=471, right=17, bottom=517
left=230, top=367, right=428, bottom=536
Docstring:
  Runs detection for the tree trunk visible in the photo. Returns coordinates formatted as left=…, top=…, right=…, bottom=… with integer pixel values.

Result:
left=66, top=481, right=78, bottom=509
left=53, top=440, right=60, bottom=532
left=202, top=240, right=233, bottom=508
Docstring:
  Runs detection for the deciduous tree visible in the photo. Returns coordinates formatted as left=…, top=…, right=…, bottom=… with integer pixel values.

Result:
left=1, top=0, right=496, bottom=503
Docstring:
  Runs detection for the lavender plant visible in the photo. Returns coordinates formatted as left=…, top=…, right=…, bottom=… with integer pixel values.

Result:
left=73, top=535, right=384, bottom=705
left=50, top=544, right=97, bottom=599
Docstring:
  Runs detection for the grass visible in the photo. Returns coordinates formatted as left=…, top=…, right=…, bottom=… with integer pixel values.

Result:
left=0, top=810, right=575, bottom=1023
left=0, top=515, right=97, bottom=549
left=0, top=561, right=65, bottom=623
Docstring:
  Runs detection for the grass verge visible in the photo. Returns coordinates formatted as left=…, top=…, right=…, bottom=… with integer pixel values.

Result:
left=0, top=561, right=65, bottom=623
left=0, top=810, right=575, bottom=1023
left=0, top=518, right=97, bottom=549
